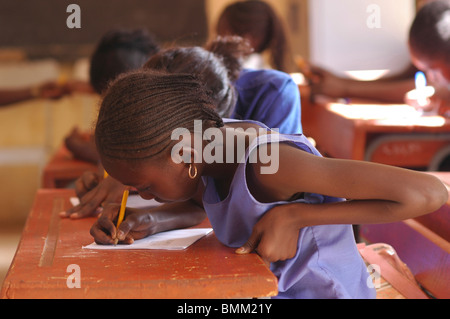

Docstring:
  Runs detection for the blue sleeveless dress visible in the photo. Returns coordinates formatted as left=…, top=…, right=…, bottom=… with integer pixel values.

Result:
left=202, top=120, right=376, bottom=299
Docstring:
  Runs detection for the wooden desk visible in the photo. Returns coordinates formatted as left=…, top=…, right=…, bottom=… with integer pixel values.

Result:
left=1, top=189, right=278, bottom=299
left=360, top=172, right=450, bottom=299
left=42, top=145, right=98, bottom=188
left=301, top=92, right=450, bottom=170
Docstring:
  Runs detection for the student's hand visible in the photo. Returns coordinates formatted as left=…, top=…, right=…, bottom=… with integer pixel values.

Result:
left=65, top=80, right=95, bottom=94
left=60, top=175, right=126, bottom=219
left=404, top=88, right=436, bottom=112
left=90, top=205, right=158, bottom=245
left=65, top=127, right=99, bottom=164
left=235, top=205, right=300, bottom=263
left=36, top=81, right=71, bottom=99
left=65, top=127, right=91, bottom=146
left=309, top=65, right=348, bottom=99
left=75, top=171, right=101, bottom=198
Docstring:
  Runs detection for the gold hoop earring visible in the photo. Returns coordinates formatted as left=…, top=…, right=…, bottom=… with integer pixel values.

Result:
left=188, top=164, right=197, bottom=179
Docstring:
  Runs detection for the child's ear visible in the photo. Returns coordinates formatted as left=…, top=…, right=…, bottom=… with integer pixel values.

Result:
left=170, top=130, right=202, bottom=164
left=169, top=141, right=201, bottom=164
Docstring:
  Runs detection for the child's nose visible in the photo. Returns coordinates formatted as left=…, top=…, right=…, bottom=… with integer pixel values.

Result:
left=138, top=191, right=155, bottom=200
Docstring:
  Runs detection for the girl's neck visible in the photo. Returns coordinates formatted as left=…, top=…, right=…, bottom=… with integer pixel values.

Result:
left=200, top=123, right=261, bottom=179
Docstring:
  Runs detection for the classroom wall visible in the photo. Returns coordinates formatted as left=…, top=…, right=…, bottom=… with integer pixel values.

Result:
left=308, top=0, right=416, bottom=79
left=0, top=59, right=98, bottom=225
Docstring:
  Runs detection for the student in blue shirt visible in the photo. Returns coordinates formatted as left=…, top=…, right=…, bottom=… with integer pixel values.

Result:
left=146, top=36, right=302, bottom=134
left=233, top=68, right=302, bottom=134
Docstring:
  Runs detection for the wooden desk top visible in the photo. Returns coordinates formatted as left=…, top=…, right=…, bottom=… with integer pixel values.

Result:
left=319, top=101, right=450, bottom=132
left=299, top=86, right=450, bottom=132
left=300, top=92, right=450, bottom=162
left=1, top=189, right=278, bottom=299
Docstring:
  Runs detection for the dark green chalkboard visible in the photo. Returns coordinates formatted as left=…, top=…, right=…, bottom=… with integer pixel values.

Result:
left=0, top=0, right=207, bottom=60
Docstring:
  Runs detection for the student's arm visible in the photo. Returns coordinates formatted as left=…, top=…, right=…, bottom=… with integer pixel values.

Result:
left=0, top=88, right=35, bottom=106
left=238, top=143, right=448, bottom=261
left=0, top=82, right=69, bottom=106
left=309, top=65, right=416, bottom=103
left=258, top=144, right=446, bottom=223
left=64, top=128, right=99, bottom=164
left=60, top=174, right=126, bottom=218
left=63, top=173, right=206, bottom=237
left=89, top=185, right=206, bottom=245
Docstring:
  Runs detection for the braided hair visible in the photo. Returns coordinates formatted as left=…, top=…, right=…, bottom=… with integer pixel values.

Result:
left=144, top=36, right=252, bottom=117
left=89, top=28, right=160, bottom=94
left=95, top=70, right=224, bottom=162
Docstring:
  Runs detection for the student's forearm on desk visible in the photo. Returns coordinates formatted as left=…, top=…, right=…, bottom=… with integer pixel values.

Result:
left=343, top=79, right=415, bottom=103
left=91, top=199, right=206, bottom=245
left=146, top=200, right=206, bottom=234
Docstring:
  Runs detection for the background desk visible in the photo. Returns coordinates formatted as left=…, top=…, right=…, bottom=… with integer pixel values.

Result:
left=301, top=95, right=450, bottom=170
left=42, top=145, right=98, bottom=188
left=1, top=189, right=278, bottom=299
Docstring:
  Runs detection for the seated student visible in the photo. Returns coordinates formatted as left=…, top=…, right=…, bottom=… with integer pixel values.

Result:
left=409, top=0, right=450, bottom=105
left=215, top=0, right=297, bottom=73
left=308, top=64, right=417, bottom=103
left=146, top=36, right=302, bottom=134
left=90, top=70, right=447, bottom=298
left=61, top=36, right=301, bottom=218
left=64, top=28, right=160, bottom=164
left=310, top=0, right=450, bottom=106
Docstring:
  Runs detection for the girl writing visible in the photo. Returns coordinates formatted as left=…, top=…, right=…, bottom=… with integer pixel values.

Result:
left=63, top=36, right=301, bottom=219
left=90, top=70, right=447, bottom=298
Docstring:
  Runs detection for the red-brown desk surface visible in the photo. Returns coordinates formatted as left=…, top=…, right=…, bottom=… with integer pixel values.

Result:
left=300, top=88, right=450, bottom=167
left=1, top=189, right=278, bottom=299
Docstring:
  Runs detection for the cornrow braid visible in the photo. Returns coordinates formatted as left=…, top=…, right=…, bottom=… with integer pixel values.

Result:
left=144, top=37, right=247, bottom=118
left=95, top=69, right=224, bottom=162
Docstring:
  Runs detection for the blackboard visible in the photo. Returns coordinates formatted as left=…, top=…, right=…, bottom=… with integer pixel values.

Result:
left=0, top=0, right=207, bottom=60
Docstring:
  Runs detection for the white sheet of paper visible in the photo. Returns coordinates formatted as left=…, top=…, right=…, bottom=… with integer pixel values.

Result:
left=83, top=228, right=213, bottom=250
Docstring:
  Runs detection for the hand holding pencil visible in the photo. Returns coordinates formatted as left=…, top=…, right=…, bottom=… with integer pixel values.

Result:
left=113, top=189, right=129, bottom=245
left=90, top=188, right=165, bottom=245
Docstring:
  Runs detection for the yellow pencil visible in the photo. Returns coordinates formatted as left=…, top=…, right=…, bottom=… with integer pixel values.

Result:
left=113, top=189, right=129, bottom=245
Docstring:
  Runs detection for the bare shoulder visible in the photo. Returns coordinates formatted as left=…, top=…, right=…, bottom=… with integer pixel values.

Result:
left=246, top=142, right=317, bottom=202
